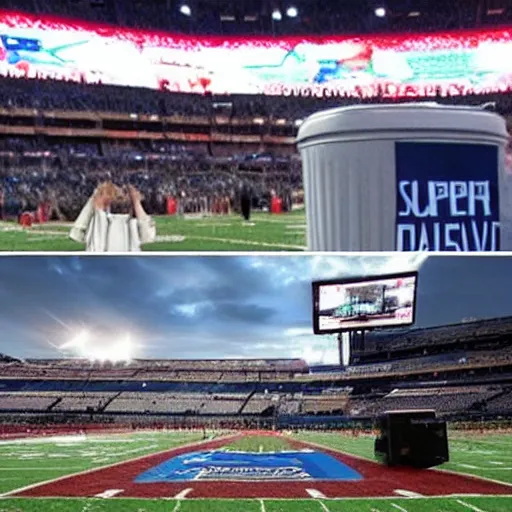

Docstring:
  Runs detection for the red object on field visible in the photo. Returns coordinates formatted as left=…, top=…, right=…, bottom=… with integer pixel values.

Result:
left=167, top=197, right=177, bottom=215
left=19, top=212, right=33, bottom=227
left=271, top=196, right=283, bottom=214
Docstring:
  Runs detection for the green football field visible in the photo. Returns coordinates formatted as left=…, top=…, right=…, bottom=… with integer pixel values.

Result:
left=0, top=211, right=307, bottom=251
left=0, top=429, right=510, bottom=512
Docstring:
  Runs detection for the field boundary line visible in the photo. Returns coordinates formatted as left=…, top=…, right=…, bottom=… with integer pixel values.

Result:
left=456, top=499, right=488, bottom=512
left=0, top=433, right=241, bottom=498
left=3, top=495, right=512, bottom=502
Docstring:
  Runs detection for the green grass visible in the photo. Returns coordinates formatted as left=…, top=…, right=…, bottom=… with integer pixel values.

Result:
left=0, top=430, right=204, bottom=494
left=0, top=430, right=511, bottom=512
left=0, top=211, right=307, bottom=251
left=1, top=497, right=512, bottom=512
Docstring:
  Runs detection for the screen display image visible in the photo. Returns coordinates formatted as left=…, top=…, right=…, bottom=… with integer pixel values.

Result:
left=313, top=273, right=417, bottom=333
left=2, top=10, right=512, bottom=98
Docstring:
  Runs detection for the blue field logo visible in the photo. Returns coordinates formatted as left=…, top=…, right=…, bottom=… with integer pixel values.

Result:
left=134, top=450, right=363, bottom=482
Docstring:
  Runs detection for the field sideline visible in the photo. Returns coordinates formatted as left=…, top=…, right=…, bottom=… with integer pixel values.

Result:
left=0, top=430, right=510, bottom=512
left=0, top=211, right=307, bottom=251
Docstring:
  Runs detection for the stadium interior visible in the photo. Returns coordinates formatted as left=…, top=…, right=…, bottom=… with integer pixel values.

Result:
left=0, top=2, right=512, bottom=509
left=1, top=0, right=512, bottom=229
left=1, top=315, right=510, bottom=433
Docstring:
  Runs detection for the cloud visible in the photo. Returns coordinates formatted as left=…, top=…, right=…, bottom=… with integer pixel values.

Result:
left=0, top=255, right=510, bottom=363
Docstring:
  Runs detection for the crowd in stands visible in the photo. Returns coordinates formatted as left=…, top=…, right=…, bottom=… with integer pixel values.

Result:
left=0, top=135, right=301, bottom=220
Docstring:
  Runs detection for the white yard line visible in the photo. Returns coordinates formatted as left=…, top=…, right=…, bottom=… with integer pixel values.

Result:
left=174, top=488, right=193, bottom=499
left=393, top=490, right=424, bottom=498
left=318, top=501, right=330, bottom=512
left=306, top=489, right=327, bottom=499
left=0, top=433, right=240, bottom=497
left=259, top=498, right=266, bottom=512
left=391, top=503, right=409, bottom=512
left=456, top=499, right=488, bottom=512
left=94, top=489, right=124, bottom=498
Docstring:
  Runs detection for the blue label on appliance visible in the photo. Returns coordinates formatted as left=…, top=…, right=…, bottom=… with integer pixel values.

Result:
left=395, top=142, right=500, bottom=251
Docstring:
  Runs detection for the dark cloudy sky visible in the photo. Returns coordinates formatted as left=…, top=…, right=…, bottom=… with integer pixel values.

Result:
left=0, top=254, right=511, bottom=364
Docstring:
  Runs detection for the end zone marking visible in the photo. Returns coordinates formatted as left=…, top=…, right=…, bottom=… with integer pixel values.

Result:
left=94, top=489, right=124, bottom=498
left=174, top=488, right=192, bottom=499
left=307, top=489, right=327, bottom=499
left=456, top=500, right=488, bottom=512
left=394, top=490, right=424, bottom=498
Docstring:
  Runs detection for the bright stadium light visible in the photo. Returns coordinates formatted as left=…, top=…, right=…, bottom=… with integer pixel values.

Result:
left=375, top=7, right=386, bottom=17
left=180, top=4, right=191, bottom=16
left=272, top=9, right=282, bottom=21
left=286, top=6, right=298, bottom=18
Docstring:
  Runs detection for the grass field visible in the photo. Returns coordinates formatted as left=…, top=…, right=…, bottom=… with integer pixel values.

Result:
left=0, top=211, right=307, bottom=251
left=0, top=429, right=510, bottom=512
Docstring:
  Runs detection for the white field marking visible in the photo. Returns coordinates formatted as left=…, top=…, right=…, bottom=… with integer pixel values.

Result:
left=259, top=445, right=263, bottom=453
left=259, top=499, right=266, bottom=512
left=318, top=501, right=330, bottom=512
left=456, top=499, right=488, bottom=512
left=185, top=234, right=306, bottom=250
left=286, top=224, right=306, bottom=229
left=371, top=509, right=382, bottom=512
left=174, top=488, right=192, bottom=500
left=393, top=490, right=424, bottom=498
left=27, top=231, right=68, bottom=237
left=94, top=489, right=124, bottom=498
left=172, top=500, right=182, bottom=512
left=458, top=464, right=479, bottom=469
left=306, top=489, right=327, bottom=499
left=0, top=433, right=241, bottom=497
left=195, top=223, right=232, bottom=228
left=490, top=462, right=504, bottom=465
left=4, top=494, right=512, bottom=502
left=155, top=235, right=186, bottom=243
left=391, top=503, right=409, bottom=512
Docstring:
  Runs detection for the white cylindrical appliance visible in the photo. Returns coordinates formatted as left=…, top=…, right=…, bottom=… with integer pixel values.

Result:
left=297, top=103, right=510, bottom=251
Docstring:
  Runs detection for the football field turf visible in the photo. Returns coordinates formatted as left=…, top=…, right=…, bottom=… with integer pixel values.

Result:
left=0, top=430, right=510, bottom=512
left=0, top=211, right=307, bottom=251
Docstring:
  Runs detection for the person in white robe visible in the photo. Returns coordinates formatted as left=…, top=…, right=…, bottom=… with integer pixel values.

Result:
left=70, top=183, right=156, bottom=252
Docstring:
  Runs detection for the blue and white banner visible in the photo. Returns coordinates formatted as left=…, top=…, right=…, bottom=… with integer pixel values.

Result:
left=395, top=142, right=500, bottom=251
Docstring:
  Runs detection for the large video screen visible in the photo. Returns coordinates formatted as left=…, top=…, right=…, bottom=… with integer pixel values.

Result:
left=1, top=10, right=512, bottom=98
left=312, top=272, right=418, bottom=334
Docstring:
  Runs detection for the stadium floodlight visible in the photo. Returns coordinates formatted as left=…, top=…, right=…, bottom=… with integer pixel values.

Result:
left=286, top=6, right=298, bottom=18
left=375, top=7, right=386, bottom=17
left=271, top=9, right=282, bottom=21
left=180, top=4, right=192, bottom=16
